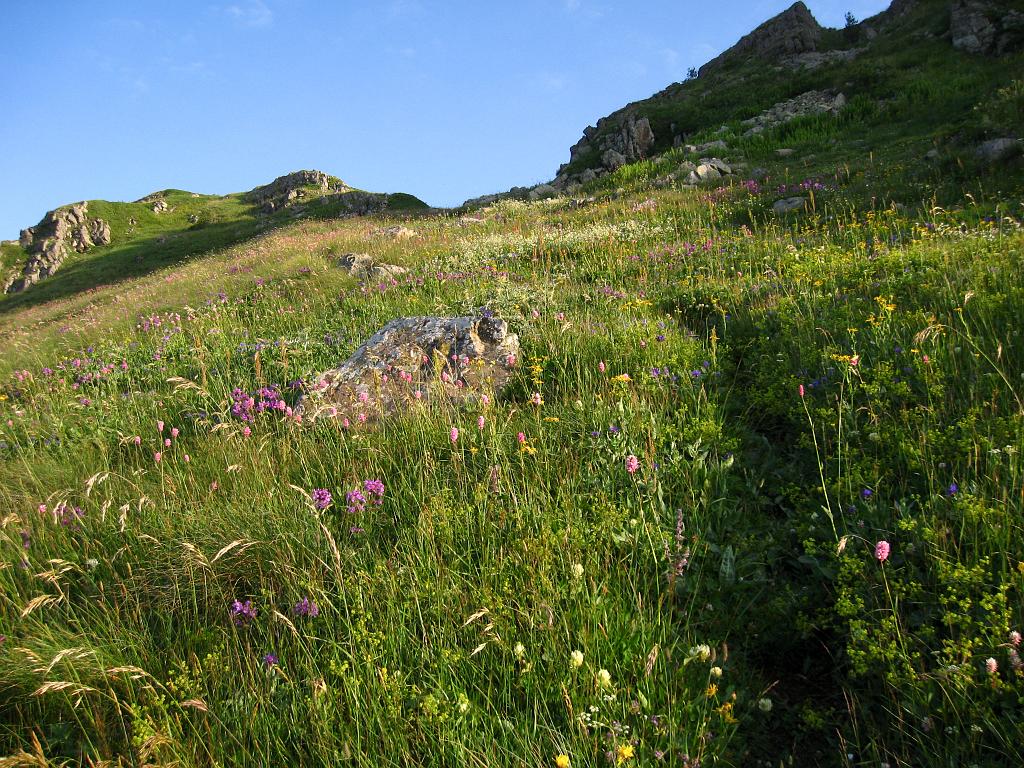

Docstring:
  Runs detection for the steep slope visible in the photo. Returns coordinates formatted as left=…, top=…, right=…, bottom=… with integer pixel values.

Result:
left=0, top=170, right=427, bottom=305
left=550, top=0, right=1024, bottom=189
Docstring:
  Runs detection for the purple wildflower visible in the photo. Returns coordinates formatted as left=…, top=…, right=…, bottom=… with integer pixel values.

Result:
left=263, top=652, right=278, bottom=666
left=311, top=488, right=332, bottom=510
left=231, top=599, right=257, bottom=625
left=293, top=596, right=320, bottom=618
left=364, top=479, right=385, bottom=505
left=346, top=489, right=367, bottom=515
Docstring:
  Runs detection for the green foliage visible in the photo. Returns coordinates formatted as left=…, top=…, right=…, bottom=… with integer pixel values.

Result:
left=2, top=12, right=1024, bottom=768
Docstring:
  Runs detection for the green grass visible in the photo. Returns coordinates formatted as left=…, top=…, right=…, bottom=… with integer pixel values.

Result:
left=0, top=184, right=427, bottom=317
left=2, top=12, right=1024, bottom=766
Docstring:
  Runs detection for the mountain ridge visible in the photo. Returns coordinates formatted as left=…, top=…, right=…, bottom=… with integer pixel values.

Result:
left=0, top=170, right=427, bottom=297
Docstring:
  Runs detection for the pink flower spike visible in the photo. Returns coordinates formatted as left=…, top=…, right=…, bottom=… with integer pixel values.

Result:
left=450, top=427, right=459, bottom=444
left=599, top=361, right=606, bottom=373
left=478, top=415, right=485, bottom=429
left=164, top=438, right=172, bottom=447
left=986, top=657, right=998, bottom=675
left=157, top=420, right=165, bottom=433
left=171, top=427, right=179, bottom=438
left=184, top=454, right=191, bottom=463
left=798, top=384, right=805, bottom=398
left=874, top=540, right=891, bottom=562
left=154, top=452, right=162, bottom=463
left=1010, top=630, right=1021, bottom=647
left=517, top=432, right=526, bottom=444
left=242, top=426, right=252, bottom=437
left=38, top=504, right=47, bottom=515
left=133, top=435, right=141, bottom=446
left=625, top=455, right=640, bottom=474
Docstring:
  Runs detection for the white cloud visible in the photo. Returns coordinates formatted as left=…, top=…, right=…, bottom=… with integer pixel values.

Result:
left=223, top=0, right=273, bottom=28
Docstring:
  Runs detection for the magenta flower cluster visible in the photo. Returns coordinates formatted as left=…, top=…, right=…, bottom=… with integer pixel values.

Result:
left=230, top=386, right=288, bottom=423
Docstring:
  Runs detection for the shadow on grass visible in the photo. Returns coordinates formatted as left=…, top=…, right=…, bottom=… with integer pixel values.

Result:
left=0, top=213, right=277, bottom=317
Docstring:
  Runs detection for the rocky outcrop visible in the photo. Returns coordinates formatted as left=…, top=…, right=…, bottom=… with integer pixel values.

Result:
left=555, top=115, right=655, bottom=187
left=699, top=2, right=823, bottom=76
left=951, top=1, right=1024, bottom=55
left=337, top=253, right=409, bottom=280
left=742, top=90, right=847, bottom=137
left=780, top=48, right=862, bottom=70
left=296, top=315, right=520, bottom=421
left=4, top=203, right=113, bottom=294
left=247, top=169, right=349, bottom=213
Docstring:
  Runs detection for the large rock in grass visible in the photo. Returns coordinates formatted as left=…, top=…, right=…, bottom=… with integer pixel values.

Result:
left=773, top=196, right=807, bottom=214
left=976, top=137, right=1022, bottom=163
left=296, top=315, right=520, bottom=420
left=337, top=253, right=408, bottom=280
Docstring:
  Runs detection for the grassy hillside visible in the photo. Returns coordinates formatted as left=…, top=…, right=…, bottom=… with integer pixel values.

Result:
left=0, top=180, right=427, bottom=314
left=560, top=0, right=1023, bottom=180
left=2, top=5, right=1024, bottom=766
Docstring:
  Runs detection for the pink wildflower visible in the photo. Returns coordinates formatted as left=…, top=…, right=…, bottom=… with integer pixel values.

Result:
left=799, top=384, right=805, bottom=398
left=157, top=420, right=165, bottom=433
left=450, top=427, right=459, bottom=443
left=875, top=540, right=891, bottom=562
left=517, top=432, right=526, bottom=444
left=154, top=452, right=162, bottom=463
left=599, top=361, right=606, bottom=373
left=133, top=435, right=141, bottom=446
left=625, top=455, right=640, bottom=474
left=242, top=426, right=252, bottom=437
left=171, top=427, right=180, bottom=438
left=986, top=657, right=998, bottom=675
left=164, top=438, right=172, bottom=447
left=1010, top=630, right=1021, bottom=647
left=478, top=415, right=485, bottom=429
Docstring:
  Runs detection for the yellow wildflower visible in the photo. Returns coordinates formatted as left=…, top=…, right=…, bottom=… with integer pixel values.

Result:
left=555, top=756, right=570, bottom=768
left=611, top=373, right=632, bottom=383
left=616, top=744, right=635, bottom=763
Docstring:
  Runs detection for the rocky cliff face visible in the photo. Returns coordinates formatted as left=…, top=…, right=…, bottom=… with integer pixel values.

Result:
left=4, top=203, right=111, bottom=294
left=950, top=0, right=1024, bottom=54
left=698, top=2, right=823, bottom=76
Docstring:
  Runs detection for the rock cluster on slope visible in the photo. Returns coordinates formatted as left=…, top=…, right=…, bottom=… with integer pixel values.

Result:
left=296, top=315, right=520, bottom=421
left=4, top=203, right=112, bottom=294
left=741, top=91, right=847, bottom=137
left=247, top=170, right=350, bottom=213
left=951, top=0, right=1024, bottom=55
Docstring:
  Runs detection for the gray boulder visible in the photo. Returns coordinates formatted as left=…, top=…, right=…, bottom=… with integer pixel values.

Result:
left=337, top=253, right=408, bottom=280
left=976, top=137, right=1022, bottom=163
left=773, top=197, right=807, bottom=214
left=296, top=315, right=520, bottom=420
left=695, top=164, right=722, bottom=181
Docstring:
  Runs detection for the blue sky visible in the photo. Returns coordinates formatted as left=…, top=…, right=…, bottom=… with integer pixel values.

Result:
left=0, top=0, right=890, bottom=238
